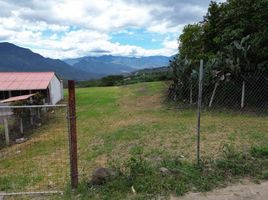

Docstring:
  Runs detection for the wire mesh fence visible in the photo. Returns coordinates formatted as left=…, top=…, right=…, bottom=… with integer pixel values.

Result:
left=0, top=105, right=69, bottom=192
left=202, top=71, right=268, bottom=113
left=168, top=70, right=268, bottom=113
left=167, top=60, right=268, bottom=162
left=1, top=75, right=264, bottom=194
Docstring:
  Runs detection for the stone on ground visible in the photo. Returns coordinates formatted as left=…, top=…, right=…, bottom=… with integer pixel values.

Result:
left=90, top=167, right=117, bottom=185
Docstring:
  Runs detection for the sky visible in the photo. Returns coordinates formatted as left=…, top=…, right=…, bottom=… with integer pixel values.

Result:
left=0, top=0, right=225, bottom=59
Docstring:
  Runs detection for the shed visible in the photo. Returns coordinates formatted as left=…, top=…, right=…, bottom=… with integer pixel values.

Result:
left=0, top=72, right=63, bottom=105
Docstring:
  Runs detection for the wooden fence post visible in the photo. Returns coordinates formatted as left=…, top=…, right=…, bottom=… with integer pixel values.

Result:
left=68, top=80, right=78, bottom=189
left=4, top=117, right=10, bottom=146
left=20, top=117, right=23, bottom=134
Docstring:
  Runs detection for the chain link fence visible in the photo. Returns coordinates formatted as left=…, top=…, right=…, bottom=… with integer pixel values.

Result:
left=202, top=71, right=268, bottom=113
left=167, top=61, right=268, bottom=162
left=168, top=70, right=268, bottom=113
left=0, top=105, right=69, bottom=192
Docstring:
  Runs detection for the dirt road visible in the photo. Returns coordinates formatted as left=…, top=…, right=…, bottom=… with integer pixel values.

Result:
left=172, top=181, right=268, bottom=200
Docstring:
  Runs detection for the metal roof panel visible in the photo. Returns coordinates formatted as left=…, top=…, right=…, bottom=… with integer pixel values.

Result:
left=0, top=72, right=55, bottom=91
left=0, top=94, right=36, bottom=103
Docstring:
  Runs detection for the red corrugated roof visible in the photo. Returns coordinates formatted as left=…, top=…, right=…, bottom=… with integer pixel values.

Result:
left=0, top=72, right=55, bottom=91
left=0, top=94, right=36, bottom=103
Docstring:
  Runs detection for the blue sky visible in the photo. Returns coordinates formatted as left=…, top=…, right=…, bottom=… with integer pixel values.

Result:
left=0, top=0, right=225, bottom=59
left=111, top=28, right=169, bottom=49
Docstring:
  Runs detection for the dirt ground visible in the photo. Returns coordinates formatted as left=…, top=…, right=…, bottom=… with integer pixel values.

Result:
left=171, top=180, right=268, bottom=200
left=1, top=181, right=268, bottom=200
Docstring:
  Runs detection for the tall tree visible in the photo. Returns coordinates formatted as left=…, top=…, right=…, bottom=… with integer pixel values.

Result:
left=179, top=24, right=204, bottom=64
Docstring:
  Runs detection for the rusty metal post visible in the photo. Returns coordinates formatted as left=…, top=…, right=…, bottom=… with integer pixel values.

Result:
left=68, top=80, right=78, bottom=189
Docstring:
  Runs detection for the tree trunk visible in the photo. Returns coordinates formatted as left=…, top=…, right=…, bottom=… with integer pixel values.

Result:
left=209, top=81, right=219, bottom=107
left=241, top=80, right=245, bottom=108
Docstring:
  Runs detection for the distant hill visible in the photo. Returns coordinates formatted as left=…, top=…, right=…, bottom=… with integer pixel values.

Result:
left=0, top=42, right=173, bottom=80
left=64, top=55, right=172, bottom=74
left=71, top=57, right=136, bottom=75
left=129, top=66, right=170, bottom=76
left=0, top=42, right=99, bottom=80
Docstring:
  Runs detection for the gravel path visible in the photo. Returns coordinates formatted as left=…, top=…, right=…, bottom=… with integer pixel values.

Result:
left=171, top=181, right=268, bottom=200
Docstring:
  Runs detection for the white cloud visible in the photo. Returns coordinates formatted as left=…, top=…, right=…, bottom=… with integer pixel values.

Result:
left=0, top=0, right=226, bottom=58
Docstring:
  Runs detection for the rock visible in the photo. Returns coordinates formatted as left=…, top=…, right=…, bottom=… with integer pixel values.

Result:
left=90, top=167, right=117, bottom=185
left=159, top=167, right=170, bottom=174
left=15, top=137, right=28, bottom=144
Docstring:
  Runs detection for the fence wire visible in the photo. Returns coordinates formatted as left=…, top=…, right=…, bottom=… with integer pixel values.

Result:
left=0, top=105, right=69, bottom=192
left=168, top=63, right=268, bottom=161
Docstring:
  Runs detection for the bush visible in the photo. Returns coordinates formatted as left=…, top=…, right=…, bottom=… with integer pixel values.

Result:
left=250, top=146, right=268, bottom=158
left=69, top=145, right=268, bottom=199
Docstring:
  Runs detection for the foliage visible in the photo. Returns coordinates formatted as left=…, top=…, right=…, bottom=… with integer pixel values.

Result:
left=179, top=24, right=205, bottom=63
left=10, top=93, right=44, bottom=117
left=169, top=0, right=268, bottom=109
left=32, top=92, right=44, bottom=105
left=10, top=100, right=29, bottom=118
left=250, top=146, right=268, bottom=158
left=76, top=68, right=172, bottom=88
left=67, top=145, right=268, bottom=199
left=100, top=75, right=125, bottom=86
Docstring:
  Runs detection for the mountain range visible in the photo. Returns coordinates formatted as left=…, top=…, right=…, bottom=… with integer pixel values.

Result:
left=64, top=55, right=171, bottom=76
left=0, top=42, right=172, bottom=80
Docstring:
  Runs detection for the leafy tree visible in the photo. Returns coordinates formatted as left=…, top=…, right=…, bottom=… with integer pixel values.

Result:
left=101, top=75, right=124, bottom=86
left=203, top=1, right=225, bottom=56
left=169, top=0, right=268, bottom=109
left=179, top=24, right=204, bottom=63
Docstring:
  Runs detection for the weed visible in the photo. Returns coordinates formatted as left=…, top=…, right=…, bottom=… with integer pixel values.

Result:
left=250, top=146, right=268, bottom=158
left=67, top=144, right=268, bottom=199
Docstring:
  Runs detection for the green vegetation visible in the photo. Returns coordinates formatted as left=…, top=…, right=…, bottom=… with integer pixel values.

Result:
left=169, top=0, right=268, bottom=109
left=0, top=82, right=267, bottom=199
left=66, top=144, right=268, bottom=200
left=76, top=67, right=171, bottom=88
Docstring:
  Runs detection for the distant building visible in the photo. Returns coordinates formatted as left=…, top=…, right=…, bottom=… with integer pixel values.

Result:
left=0, top=72, right=63, bottom=105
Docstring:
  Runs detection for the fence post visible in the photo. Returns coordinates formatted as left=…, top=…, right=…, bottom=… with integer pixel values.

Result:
left=20, top=118, right=23, bottom=134
left=4, top=117, right=10, bottom=146
left=241, top=80, right=245, bottom=108
left=196, top=60, right=204, bottom=166
left=68, top=80, right=78, bottom=189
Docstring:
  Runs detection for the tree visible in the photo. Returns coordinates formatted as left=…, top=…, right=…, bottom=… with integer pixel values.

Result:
left=169, top=0, right=268, bottom=109
left=203, top=1, right=226, bottom=56
left=101, top=75, right=124, bottom=86
left=179, top=24, right=204, bottom=64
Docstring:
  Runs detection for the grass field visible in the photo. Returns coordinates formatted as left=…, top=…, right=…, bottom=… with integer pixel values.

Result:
left=0, top=81, right=267, bottom=199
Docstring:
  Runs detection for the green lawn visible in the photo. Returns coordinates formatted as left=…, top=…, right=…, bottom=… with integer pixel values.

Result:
left=0, top=81, right=267, bottom=199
